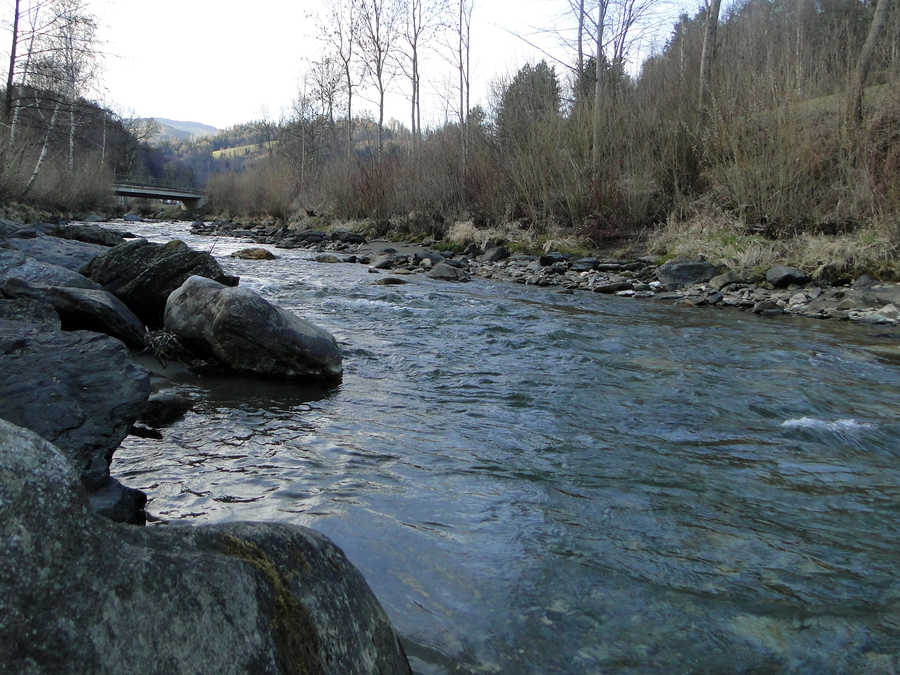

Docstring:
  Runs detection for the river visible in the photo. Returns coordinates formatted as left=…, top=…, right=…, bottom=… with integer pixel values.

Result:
left=109, top=221, right=900, bottom=673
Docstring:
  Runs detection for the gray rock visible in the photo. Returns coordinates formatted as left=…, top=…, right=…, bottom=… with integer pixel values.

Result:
left=3, top=279, right=146, bottom=349
left=0, top=327, right=150, bottom=490
left=83, top=239, right=239, bottom=326
left=657, top=259, right=718, bottom=290
left=375, top=277, right=408, bottom=286
left=766, top=265, right=808, bottom=288
left=570, top=257, right=598, bottom=272
left=592, top=279, right=633, bottom=294
left=427, top=261, right=471, bottom=282
left=0, top=248, right=102, bottom=290
left=165, top=276, right=343, bottom=381
left=53, top=223, right=126, bottom=247
left=140, top=391, right=194, bottom=427
left=87, top=476, right=147, bottom=524
left=123, top=213, right=143, bottom=222
left=0, top=418, right=411, bottom=674
left=314, top=253, right=342, bottom=263
left=709, top=269, right=742, bottom=291
left=5, top=233, right=106, bottom=271
left=331, top=230, right=366, bottom=244
left=480, top=246, right=509, bottom=263
left=0, top=297, right=60, bottom=329
left=753, top=299, right=784, bottom=316
left=539, top=251, right=568, bottom=267
left=373, top=253, right=398, bottom=269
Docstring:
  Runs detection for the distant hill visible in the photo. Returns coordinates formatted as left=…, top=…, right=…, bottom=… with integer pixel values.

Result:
left=143, top=118, right=219, bottom=144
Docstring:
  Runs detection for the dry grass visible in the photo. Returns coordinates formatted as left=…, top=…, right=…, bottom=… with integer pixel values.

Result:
left=648, top=207, right=899, bottom=281
left=445, top=219, right=588, bottom=255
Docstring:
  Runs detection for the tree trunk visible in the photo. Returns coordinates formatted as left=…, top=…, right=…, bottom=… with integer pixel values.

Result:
left=345, top=63, right=353, bottom=165
left=591, top=1, right=608, bottom=173
left=698, top=0, right=722, bottom=110
left=68, top=103, right=75, bottom=172
left=23, top=101, right=61, bottom=197
left=845, top=0, right=890, bottom=128
left=577, top=0, right=584, bottom=81
left=6, top=0, right=20, bottom=122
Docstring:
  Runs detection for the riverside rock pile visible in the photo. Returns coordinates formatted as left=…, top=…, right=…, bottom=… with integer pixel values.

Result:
left=0, top=218, right=407, bottom=673
left=194, top=220, right=900, bottom=328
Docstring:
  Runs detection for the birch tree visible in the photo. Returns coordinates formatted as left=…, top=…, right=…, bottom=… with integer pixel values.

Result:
left=697, top=0, right=722, bottom=110
left=320, top=0, right=360, bottom=162
left=356, top=0, right=401, bottom=158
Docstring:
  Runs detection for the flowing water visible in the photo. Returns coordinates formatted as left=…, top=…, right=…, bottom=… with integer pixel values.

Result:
left=110, top=221, right=900, bottom=673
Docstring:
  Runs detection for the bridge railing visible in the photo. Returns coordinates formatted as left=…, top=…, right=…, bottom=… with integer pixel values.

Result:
left=113, top=175, right=206, bottom=195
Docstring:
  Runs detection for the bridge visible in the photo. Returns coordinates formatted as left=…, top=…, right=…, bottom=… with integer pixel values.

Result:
left=113, top=182, right=206, bottom=210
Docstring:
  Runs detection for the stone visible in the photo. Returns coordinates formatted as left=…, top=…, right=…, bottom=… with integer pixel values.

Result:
left=570, top=257, right=598, bottom=272
left=0, top=327, right=150, bottom=491
left=373, top=254, right=398, bottom=269
left=539, top=251, right=568, bottom=267
left=592, top=279, right=633, bottom=294
left=709, top=269, right=742, bottom=291
left=331, top=230, right=366, bottom=244
left=375, top=277, right=408, bottom=286
left=0, top=297, right=60, bottom=329
left=4, top=233, right=106, bottom=271
left=766, top=265, right=808, bottom=288
left=53, top=223, right=127, bottom=247
left=656, top=259, right=717, bottom=290
left=123, top=213, right=143, bottom=222
left=314, top=254, right=341, bottom=263
left=87, top=476, right=148, bottom=524
left=0, top=419, right=411, bottom=673
left=3, top=279, right=146, bottom=349
left=165, top=276, right=342, bottom=381
left=752, top=299, right=784, bottom=316
left=427, top=261, right=471, bottom=282
left=83, top=239, right=239, bottom=326
left=0, top=248, right=102, bottom=290
left=140, top=391, right=194, bottom=428
left=231, top=247, right=276, bottom=260
left=480, top=246, right=509, bottom=263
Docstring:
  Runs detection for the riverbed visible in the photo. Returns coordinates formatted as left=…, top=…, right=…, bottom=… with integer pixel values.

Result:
left=109, top=221, right=900, bottom=673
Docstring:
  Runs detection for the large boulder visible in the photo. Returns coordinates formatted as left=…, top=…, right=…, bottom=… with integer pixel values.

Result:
left=427, top=261, right=471, bottom=282
left=3, top=279, right=146, bottom=349
left=0, top=419, right=411, bottom=674
left=82, top=238, right=239, bottom=326
left=766, top=265, right=808, bottom=288
left=656, top=259, right=718, bottom=290
left=0, top=248, right=102, bottom=290
left=0, top=327, right=149, bottom=491
left=4, top=233, right=107, bottom=271
left=165, top=275, right=343, bottom=381
left=0, top=297, right=60, bottom=329
left=52, top=222, right=127, bottom=247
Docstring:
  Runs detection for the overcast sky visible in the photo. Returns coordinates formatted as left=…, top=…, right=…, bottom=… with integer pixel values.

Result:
left=10, top=0, right=701, bottom=131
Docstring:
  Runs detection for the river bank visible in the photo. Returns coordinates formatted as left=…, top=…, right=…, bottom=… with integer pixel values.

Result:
left=0, top=216, right=411, bottom=672
left=189, top=218, right=900, bottom=332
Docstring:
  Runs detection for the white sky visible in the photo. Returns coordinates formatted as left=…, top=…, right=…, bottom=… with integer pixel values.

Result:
left=7, top=0, right=701, bottom=131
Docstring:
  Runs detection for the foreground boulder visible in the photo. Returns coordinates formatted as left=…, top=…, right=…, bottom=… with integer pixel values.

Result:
left=3, top=279, right=146, bottom=349
left=83, top=238, right=239, bottom=325
left=4, top=233, right=106, bottom=271
left=657, top=259, right=718, bottom=290
left=0, top=326, right=149, bottom=491
left=0, top=419, right=411, bottom=674
left=165, top=275, right=343, bottom=381
left=0, top=248, right=102, bottom=290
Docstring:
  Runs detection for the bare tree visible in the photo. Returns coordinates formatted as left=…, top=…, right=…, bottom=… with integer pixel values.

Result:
left=591, top=0, right=609, bottom=172
left=356, top=0, right=401, bottom=158
left=845, top=0, right=890, bottom=128
left=697, top=0, right=722, bottom=110
left=319, top=0, right=360, bottom=162
left=401, top=0, right=444, bottom=150
left=456, top=0, right=472, bottom=176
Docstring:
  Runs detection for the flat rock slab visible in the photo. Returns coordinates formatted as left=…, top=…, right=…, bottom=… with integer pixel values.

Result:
left=0, top=248, right=102, bottom=290
left=657, top=259, right=718, bottom=290
left=0, top=327, right=149, bottom=489
left=0, top=419, right=411, bottom=674
left=165, top=275, right=343, bottom=381
left=428, top=261, right=471, bottom=282
left=5, top=233, right=106, bottom=271
left=83, top=238, right=239, bottom=326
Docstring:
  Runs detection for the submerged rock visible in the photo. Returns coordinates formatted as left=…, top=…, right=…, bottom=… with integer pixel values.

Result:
left=232, top=247, right=276, bottom=260
left=0, top=419, right=411, bottom=674
left=83, top=238, right=239, bottom=326
left=165, top=275, right=342, bottom=381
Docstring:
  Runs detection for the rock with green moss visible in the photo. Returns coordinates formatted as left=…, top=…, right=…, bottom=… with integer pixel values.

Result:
left=0, top=419, right=411, bottom=674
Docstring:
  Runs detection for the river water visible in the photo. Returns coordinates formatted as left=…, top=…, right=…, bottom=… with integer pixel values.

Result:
left=109, top=221, right=900, bottom=673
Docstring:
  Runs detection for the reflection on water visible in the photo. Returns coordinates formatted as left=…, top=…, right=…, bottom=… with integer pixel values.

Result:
left=110, top=221, right=900, bottom=673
